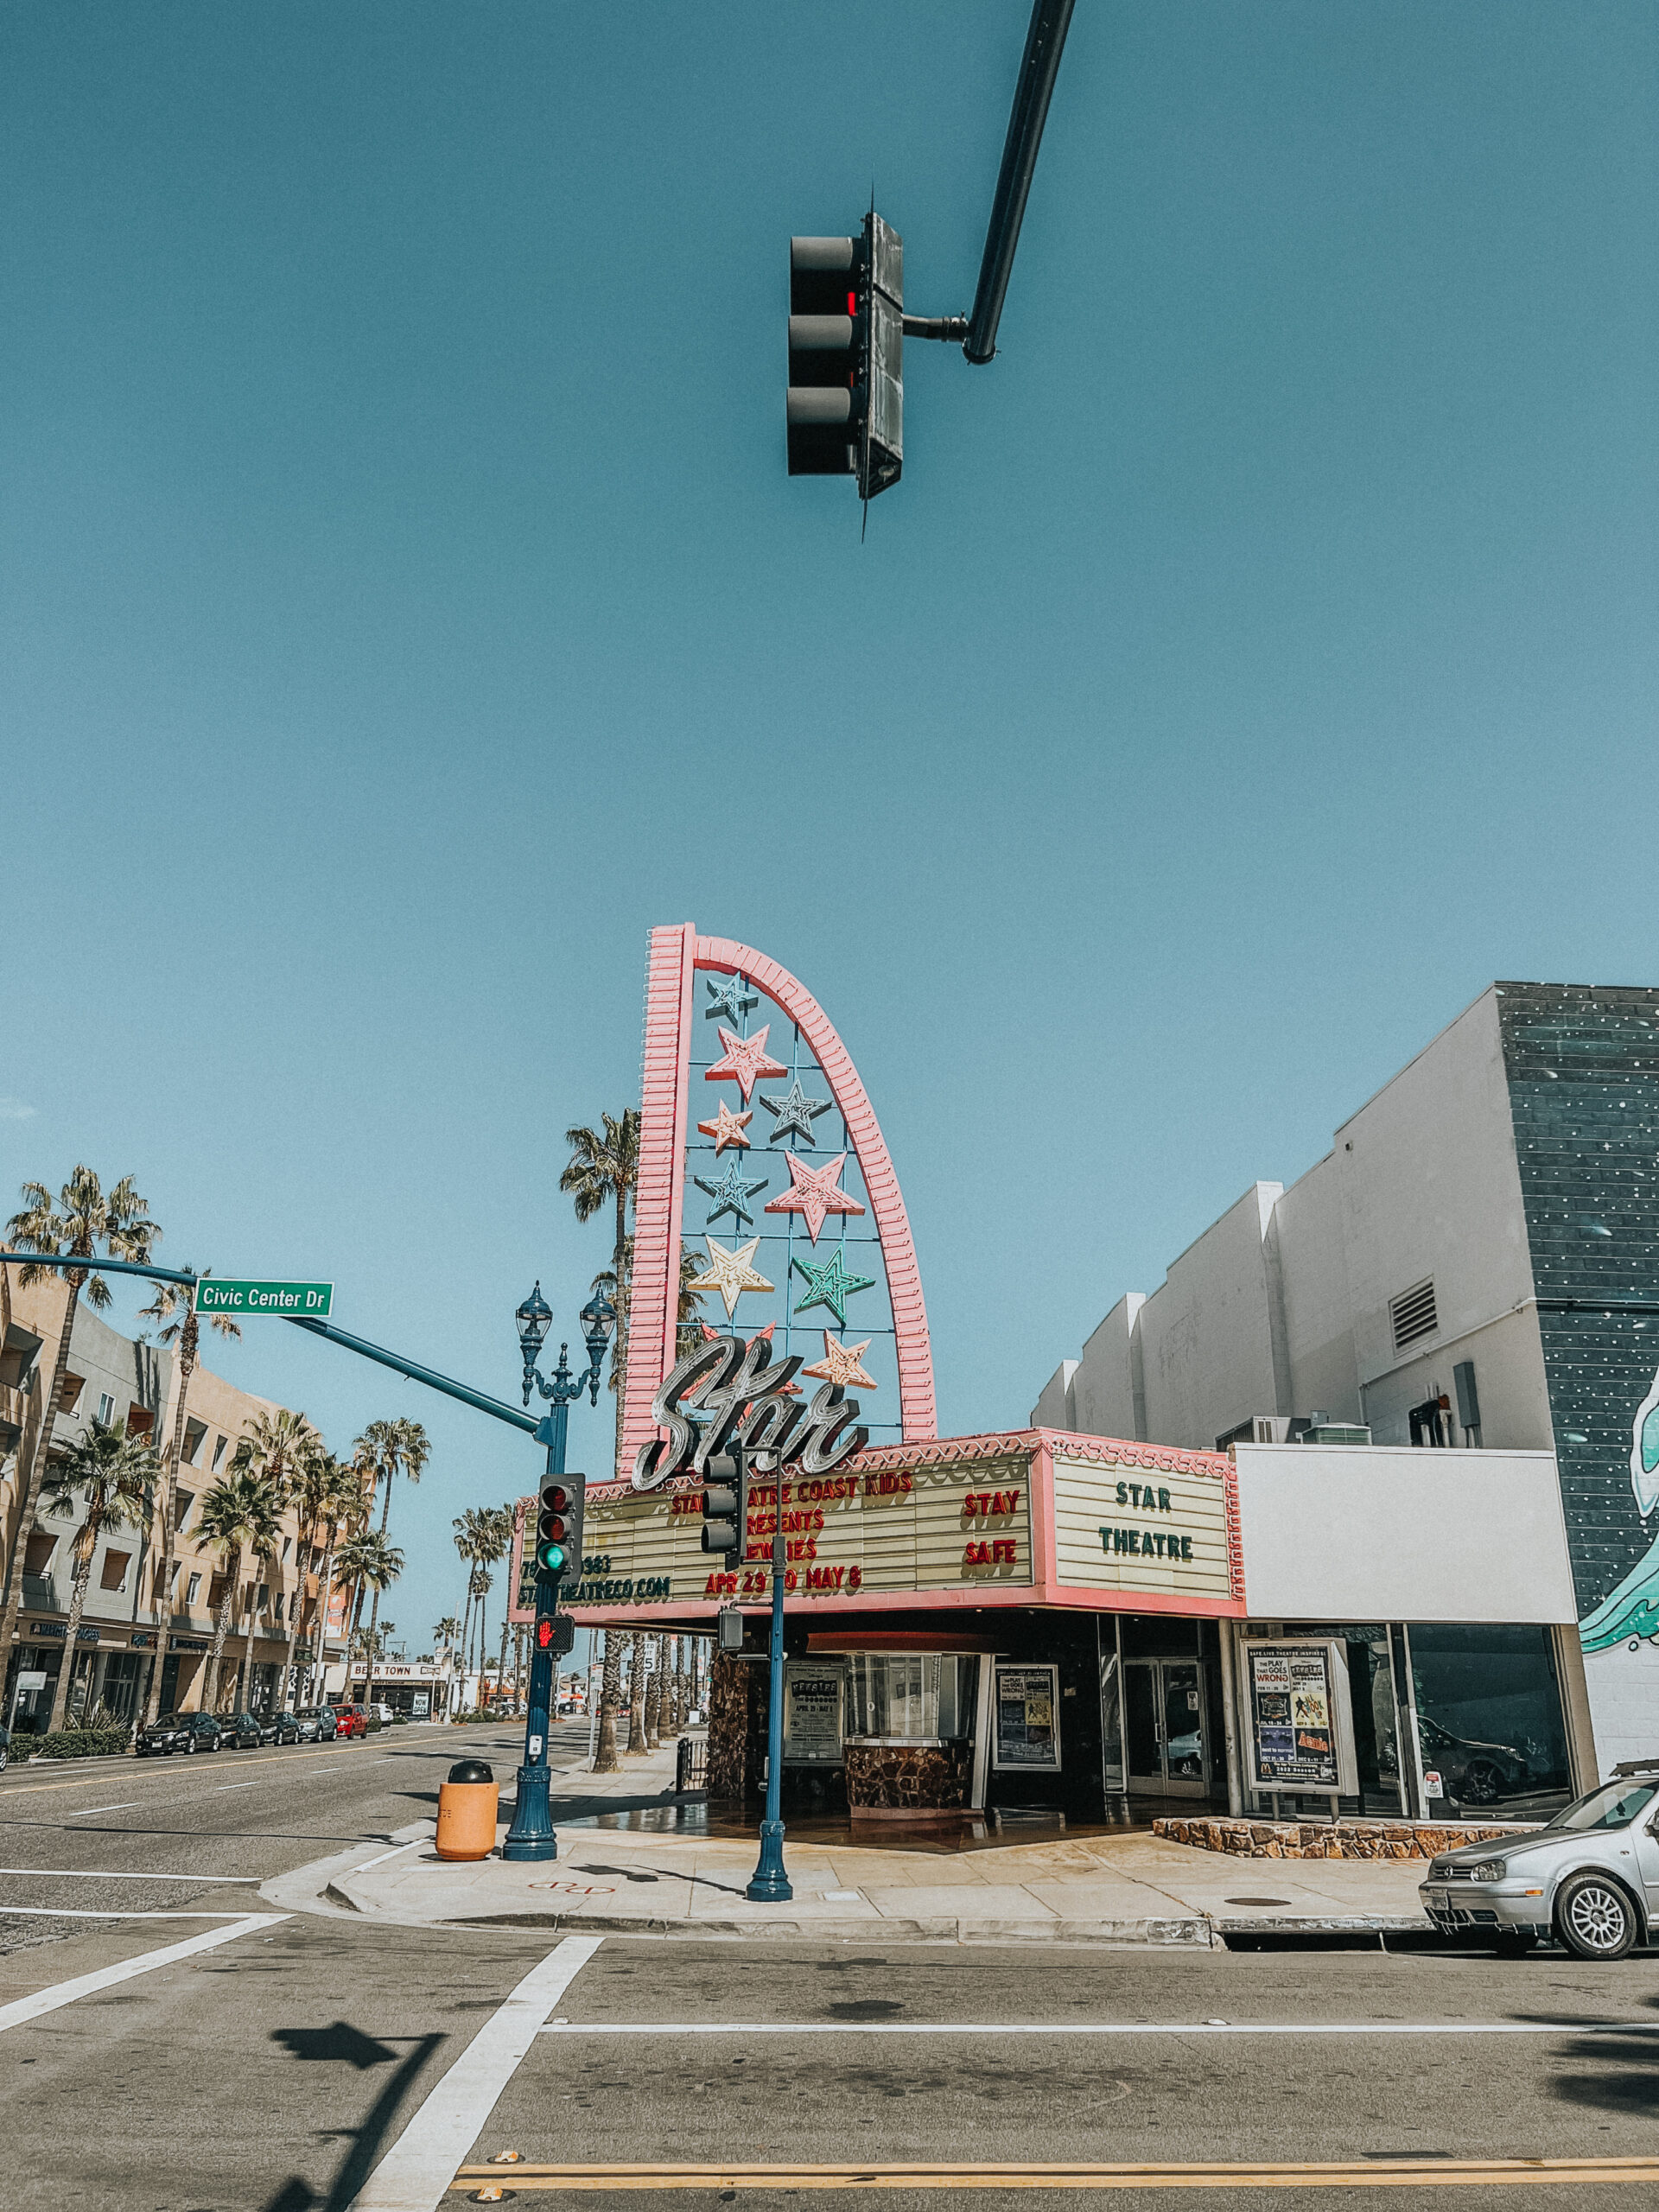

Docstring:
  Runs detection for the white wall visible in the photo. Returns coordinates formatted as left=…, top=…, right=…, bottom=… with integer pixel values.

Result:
left=1071, top=1295, right=1143, bottom=1442
left=1033, top=1360, right=1077, bottom=1430
left=1235, top=1442, right=1576, bottom=1624
left=1137, top=1185, right=1282, bottom=1451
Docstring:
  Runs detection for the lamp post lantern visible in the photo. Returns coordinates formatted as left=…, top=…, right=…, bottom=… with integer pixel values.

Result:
left=502, top=1281, right=614, bottom=1863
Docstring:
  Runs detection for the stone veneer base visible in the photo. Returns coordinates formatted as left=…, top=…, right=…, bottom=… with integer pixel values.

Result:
left=1153, top=1815, right=1527, bottom=1859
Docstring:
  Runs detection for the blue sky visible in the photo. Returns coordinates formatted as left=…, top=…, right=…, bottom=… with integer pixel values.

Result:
left=4, top=2, right=1656, bottom=1652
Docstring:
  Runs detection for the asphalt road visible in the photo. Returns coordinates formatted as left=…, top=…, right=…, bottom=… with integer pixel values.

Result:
left=4, top=1733, right=1659, bottom=2212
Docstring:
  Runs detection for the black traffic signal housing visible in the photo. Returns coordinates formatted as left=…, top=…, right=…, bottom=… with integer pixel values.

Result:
left=537, top=1612, right=576, bottom=1658
left=787, top=212, right=903, bottom=502
left=536, top=1472, right=586, bottom=1585
left=701, top=1450, right=749, bottom=1558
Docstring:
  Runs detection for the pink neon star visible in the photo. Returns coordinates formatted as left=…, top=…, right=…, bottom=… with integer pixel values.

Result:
left=704, top=1024, right=788, bottom=1103
left=696, top=1101, right=753, bottom=1154
left=763, top=1151, right=867, bottom=1243
left=801, top=1331, right=878, bottom=1390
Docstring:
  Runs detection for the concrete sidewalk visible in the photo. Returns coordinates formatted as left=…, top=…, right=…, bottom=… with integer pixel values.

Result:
left=307, top=1744, right=1435, bottom=1948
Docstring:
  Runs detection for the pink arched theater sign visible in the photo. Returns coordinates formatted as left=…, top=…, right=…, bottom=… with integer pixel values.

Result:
left=619, top=924, right=937, bottom=1473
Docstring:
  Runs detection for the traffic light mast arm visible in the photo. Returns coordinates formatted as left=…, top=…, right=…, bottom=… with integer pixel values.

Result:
left=902, top=316, right=969, bottom=342
left=963, top=0, right=1077, bottom=364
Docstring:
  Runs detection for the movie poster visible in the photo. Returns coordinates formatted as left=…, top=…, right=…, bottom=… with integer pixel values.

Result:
left=1249, top=1644, right=1339, bottom=1788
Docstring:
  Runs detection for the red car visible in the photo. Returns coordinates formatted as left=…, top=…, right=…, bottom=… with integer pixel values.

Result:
left=332, top=1703, right=369, bottom=1738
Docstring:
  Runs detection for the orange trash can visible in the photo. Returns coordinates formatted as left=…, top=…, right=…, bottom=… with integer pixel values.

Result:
left=435, top=1758, right=499, bottom=1861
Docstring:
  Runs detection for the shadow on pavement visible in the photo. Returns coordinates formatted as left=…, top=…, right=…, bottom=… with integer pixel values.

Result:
left=260, top=2022, right=443, bottom=2212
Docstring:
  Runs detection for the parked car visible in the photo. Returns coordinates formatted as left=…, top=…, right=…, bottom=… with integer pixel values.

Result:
left=137, top=1712, right=223, bottom=1757
left=371, top=1702, right=395, bottom=1726
left=332, top=1703, right=369, bottom=1738
left=265, top=1712, right=304, bottom=1745
left=293, top=1707, right=334, bottom=1742
left=1421, top=1767, right=1659, bottom=1960
left=0, top=1724, right=10, bottom=1772
left=1416, top=1713, right=1531, bottom=1810
left=219, top=1712, right=264, bottom=1750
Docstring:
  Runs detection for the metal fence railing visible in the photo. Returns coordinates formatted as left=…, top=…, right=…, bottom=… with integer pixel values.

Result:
left=675, top=1733, right=709, bottom=1794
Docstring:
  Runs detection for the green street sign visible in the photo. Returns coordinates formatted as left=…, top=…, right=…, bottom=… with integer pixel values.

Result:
left=194, top=1278, right=334, bottom=1318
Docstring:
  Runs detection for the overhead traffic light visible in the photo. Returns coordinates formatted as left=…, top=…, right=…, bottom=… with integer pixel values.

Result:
left=536, top=1472, right=585, bottom=1584
left=701, top=1450, right=749, bottom=1557
left=787, top=213, right=903, bottom=502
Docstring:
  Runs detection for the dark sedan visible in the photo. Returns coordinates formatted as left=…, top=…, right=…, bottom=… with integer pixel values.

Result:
left=219, top=1712, right=264, bottom=1749
left=137, top=1712, right=223, bottom=1757
left=268, top=1712, right=303, bottom=1745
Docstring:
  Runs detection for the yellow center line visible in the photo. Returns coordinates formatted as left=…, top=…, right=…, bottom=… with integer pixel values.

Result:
left=448, top=2158, right=1659, bottom=2191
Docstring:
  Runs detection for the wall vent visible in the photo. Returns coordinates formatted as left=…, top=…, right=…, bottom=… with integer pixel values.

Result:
left=1389, top=1277, right=1438, bottom=1351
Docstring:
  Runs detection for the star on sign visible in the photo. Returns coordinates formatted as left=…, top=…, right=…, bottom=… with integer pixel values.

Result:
left=760, top=1077, right=832, bottom=1147
left=764, top=1151, right=866, bottom=1244
left=695, top=1158, right=769, bottom=1230
left=791, top=1247, right=876, bottom=1329
left=704, top=972, right=759, bottom=1025
left=705, top=1024, right=789, bottom=1104
left=691, top=1235, right=775, bottom=1320
left=696, top=1101, right=753, bottom=1154
left=802, top=1331, right=878, bottom=1390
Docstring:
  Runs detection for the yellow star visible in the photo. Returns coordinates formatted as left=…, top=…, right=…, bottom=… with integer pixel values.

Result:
left=690, top=1235, right=774, bottom=1320
left=696, top=1101, right=753, bottom=1154
left=800, top=1331, right=878, bottom=1390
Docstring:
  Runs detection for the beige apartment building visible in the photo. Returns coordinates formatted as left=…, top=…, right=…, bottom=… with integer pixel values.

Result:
left=1, top=1268, right=346, bottom=1730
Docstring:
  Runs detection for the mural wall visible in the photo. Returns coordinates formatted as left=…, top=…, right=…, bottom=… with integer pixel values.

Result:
left=1497, top=986, right=1659, bottom=1731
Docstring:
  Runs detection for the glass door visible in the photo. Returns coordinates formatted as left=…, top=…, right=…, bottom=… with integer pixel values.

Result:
left=1125, top=1657, right=1210, bottom=1797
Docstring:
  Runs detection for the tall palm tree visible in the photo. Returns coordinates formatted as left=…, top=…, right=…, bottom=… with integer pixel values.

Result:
left=1, top=1169, right=158, bottom=1672
left=283, top=1445, right=350, bottom=1706
left=351, top=1418, right=429, bottom=1703
left=137, top=1269, right=243, bottom=1726
left=451, top=1506, right=491, bottom=1704
left=236, top=1408, right=319, bottom=1704
left=38, top=1421, right=158, bottom=1732
left=197, top=1465, right=280, bottom=1711
left=626, top=1629, right=649, bottom=1756
left=433, top=1615, right=460, bottom=1669
left=334, top=1528, right=403, bottom=1702
left=304, top=1452, right=365, bottom=1702
left=561, top=1109, right=639, bottom=1476
left=468, top=1567, right=493, bottom=1688
left=594, top=1628, right=624, bottom=1774
left=490, top=1503, right=518, bottom=1707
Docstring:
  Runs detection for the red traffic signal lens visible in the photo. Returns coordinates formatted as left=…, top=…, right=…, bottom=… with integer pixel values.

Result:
left=537, top=1619, right=554, bottom=1650
left=541, top=1484, right=570, bottom=1512
left=540, top=1514, right=568, bottom=1542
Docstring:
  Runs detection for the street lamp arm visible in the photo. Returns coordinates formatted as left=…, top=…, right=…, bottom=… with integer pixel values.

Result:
left=0, top=1249, right=539, bottom=1437
left=283, top=1316, right=539, bottom=1435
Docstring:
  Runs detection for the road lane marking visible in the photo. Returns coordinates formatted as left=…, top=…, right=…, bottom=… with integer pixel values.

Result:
left=444, top=2156, right=1659, bottom=2190
left=346, top=1936, right=603, bottom=2212
left=0, top=1910, right=288, bottom=2034
left=536, top=2019, right=1659, bottom=2038
left=353, top=1836, right=431, bottom=1873
left=211, top=1782, right=258, bottom=1791
left=62, top=1802, right=139, bottom=1817
left=0, top=1906, right=264, bottom=1920
left=0, top=1866, right=259, bottom=1881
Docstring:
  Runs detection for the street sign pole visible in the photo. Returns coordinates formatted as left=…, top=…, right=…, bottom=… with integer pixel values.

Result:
left=747, top=1444, right=793, bottom=1903
left=502, top=1399, right=568, bottom=1863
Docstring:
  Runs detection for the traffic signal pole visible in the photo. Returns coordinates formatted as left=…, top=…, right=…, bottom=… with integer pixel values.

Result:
left=747, top=1449, right=792, bottom=1904
left=963, top=0, right=1078, bottom=364
left=502, top=1404, right=573, bottom=1864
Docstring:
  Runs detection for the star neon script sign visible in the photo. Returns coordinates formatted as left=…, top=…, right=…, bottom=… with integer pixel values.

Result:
left=631, top=1335, right=868, bottom=1491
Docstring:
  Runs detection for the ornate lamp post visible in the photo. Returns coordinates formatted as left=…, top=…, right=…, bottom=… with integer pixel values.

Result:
left=501, top=1280, right=614, bottom=1862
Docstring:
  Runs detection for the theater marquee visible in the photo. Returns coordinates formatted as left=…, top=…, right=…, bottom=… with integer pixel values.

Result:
left=563, top=1431, right=1243, bottom=1623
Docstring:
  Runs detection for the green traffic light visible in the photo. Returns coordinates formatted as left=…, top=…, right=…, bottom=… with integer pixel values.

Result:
left=537, top=1541, right=567, bottom=1574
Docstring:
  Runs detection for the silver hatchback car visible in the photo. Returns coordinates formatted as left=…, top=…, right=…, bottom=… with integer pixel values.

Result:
left=1420, top=1765, right=1659, bottom=1961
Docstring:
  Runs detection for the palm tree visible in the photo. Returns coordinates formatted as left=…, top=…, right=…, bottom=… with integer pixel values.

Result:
left=283, top=1445, right=350, bottom=1705
left=303, top=1452, right=364, bottom=1702
left=433, top=1615, right=460, bottom=1675
left=451, top=1507, right=492, bottom=1706
left=334, top=1528, right=403, bottom=1702
left=136, top=1269, right=243, bottom=1725
left=626, top=1629, right=649, bottom=1756
left=39, top=1421, right=158, bottom=1732
left=1, top=1169, right=158, bottom=1672
left=594, top=1628, right=625, bottom=1774
left=236, top=1408, right=320, bottom=1705
left=490, top=1503, right=518, bottom=1708
left=197, top=1465, right=281, bottom=1711
left=350, top=1418, right=429, bottom=1703
left=468, top=1568, right=493, bottom=1691
left=561, top=1109, right=639, bottom=1476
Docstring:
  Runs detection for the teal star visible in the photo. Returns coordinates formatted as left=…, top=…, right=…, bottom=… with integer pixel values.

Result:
left=791, top=1247, right=876, bottom=1328
left=760, top=1077, right=832, bottom=1147
left=695, top=1159, right=768, bottom=1230
left=704, top=973, right=758, bottom=1025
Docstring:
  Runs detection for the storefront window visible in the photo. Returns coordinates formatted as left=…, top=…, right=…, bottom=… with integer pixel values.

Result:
left=1407, top=1624, right=1572, bottom=1819
left=1340, top=1629, right=1405, bottom=1816
left=846, top=1654, right=975, bottom=1742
